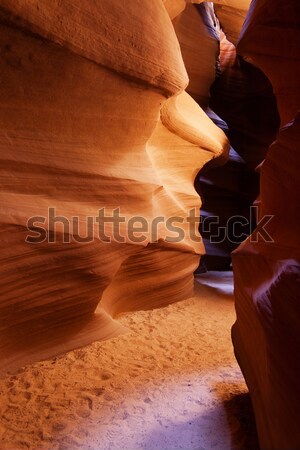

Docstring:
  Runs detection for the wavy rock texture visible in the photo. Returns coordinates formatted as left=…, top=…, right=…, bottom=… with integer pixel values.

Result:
left=232, top=0, right=300, bottom=448
left=0, top=0, right=228, bottom=372
left=205, top=52, right=279, bottom=269
left=174, top=2, right=278, bottom=270
left=173, top=4, right=232, bottom=270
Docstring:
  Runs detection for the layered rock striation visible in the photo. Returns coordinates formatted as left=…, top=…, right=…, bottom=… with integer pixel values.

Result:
left=0, top=0, right=228, bottom=371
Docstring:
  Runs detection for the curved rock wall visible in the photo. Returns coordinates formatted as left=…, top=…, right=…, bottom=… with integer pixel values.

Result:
left=232, top=1, right=300, bottom=448
left=174, top=2, right=279, bottom=270
left=0, top=0, right=228, bottom=371
left=173, top=3, right=220, bottom=108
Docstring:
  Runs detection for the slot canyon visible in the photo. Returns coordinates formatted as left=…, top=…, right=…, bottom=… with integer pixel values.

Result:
left=0, top=1, right=299, bottom=449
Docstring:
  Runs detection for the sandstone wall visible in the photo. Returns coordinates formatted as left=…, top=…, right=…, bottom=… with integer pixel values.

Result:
left=0, top=0, right=228, bottom=371
left=232, top=1, right=300, bottom=448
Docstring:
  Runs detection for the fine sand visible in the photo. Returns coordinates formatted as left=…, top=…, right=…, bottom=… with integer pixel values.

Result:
left=0, top=272, right=259, bottom=450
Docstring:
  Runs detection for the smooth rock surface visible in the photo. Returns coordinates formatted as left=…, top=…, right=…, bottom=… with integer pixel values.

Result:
left=0, top=0, right=228, bottom=371
left=232, top=1, right=300, bottom=448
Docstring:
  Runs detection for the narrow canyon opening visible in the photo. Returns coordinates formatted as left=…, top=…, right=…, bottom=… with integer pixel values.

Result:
left=0, top=1, right=299, bottom=450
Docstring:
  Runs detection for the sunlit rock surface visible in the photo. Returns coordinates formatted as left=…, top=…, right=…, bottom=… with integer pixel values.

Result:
left=174, top=4, right=232, bottom=270
left=232, top=0, right=300, bottom=448
left=212, top=0, right=251, bottom=46
left=0, top=0, right=228, bottom=372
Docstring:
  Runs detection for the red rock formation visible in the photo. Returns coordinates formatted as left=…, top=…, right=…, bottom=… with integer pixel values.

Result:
left=232, top=1, right=300, bottom=448
left=238, top=0, right=300, bottom=127
left=173, top=3, right=220, bottom=108
left=174, top=3, right=279, bottom=270
left=212, top=0, right=251, bottom=45
left=0, top=0, right=228, bottom=372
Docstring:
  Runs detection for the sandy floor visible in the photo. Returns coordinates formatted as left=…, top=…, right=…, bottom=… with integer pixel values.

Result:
left=0, top=272, right=259, bottom=450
